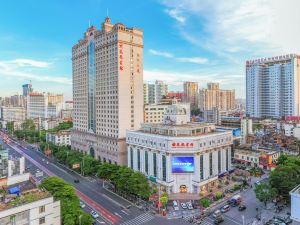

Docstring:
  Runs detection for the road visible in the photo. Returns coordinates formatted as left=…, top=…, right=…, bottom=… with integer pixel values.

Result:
left=2, top=136, right=191, bottom=225
left=4, top=138, right=141, bottom=224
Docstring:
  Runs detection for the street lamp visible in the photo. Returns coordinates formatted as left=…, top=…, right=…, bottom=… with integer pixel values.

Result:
left=79, top=215, right=82, bottom=225
left=81, top=157, right=85, bottom=176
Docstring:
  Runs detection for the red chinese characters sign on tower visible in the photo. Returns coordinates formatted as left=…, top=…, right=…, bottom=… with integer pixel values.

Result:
left=119, top=42, right=123, bottom=71
left=171, top=142, right=194, bottom=148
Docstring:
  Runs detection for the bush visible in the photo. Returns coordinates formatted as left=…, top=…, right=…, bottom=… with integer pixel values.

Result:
left=215, top=192, right=223, bottom=200
left=200, top=198, right=211, bottom=208
left=233, top=184, right=241, bottom=191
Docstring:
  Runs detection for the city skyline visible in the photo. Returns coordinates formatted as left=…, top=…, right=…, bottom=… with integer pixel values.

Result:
left=1, top=0, right=300, bottom=99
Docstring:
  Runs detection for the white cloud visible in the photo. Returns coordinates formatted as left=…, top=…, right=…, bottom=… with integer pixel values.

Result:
left=0, top=59, right=51, bottom=68
left=162, top=0, right=300, bottom=58
left=176, top=57, right=208, bottom=64
left=149, top=49, right=208, bottom=64
left=149, top=49, right=173, bottom=58
left=165, top=8, right=186, bottom=24
left=0, top=59, right=71, bottom=85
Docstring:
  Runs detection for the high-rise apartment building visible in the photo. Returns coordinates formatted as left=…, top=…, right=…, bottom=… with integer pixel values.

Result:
left=199, top=82, right=235, bottom=111
left=143, top=83, right=155, bottom=104
left=143, top=80, right=168, bottom=104
left=72, top=17, right=144, bottom=165
left=183, top=82, right=198, bottom=109
left=27, top=93, right=64, bottom=119
left=22, top=83, right=33, bottom=97
left=246, top=54, right=300, bottom=118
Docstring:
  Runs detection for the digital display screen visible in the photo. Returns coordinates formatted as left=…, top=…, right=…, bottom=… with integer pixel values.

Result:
left=172, top=156, right=194, bottom=173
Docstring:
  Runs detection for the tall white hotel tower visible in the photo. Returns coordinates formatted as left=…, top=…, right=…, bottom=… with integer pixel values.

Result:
left=246, top=54, right=300, bottom=118
left=72, top=17, right=144, bottom=165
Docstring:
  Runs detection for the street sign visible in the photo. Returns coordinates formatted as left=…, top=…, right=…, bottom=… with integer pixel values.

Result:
left=72, top=163, right=80, bottom=169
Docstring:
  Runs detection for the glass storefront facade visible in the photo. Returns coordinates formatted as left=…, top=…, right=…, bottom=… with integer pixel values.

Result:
left=88, top=40, right=96, bottom=132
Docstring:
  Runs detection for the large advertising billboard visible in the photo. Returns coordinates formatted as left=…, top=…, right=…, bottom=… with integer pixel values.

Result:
left=172, top=156, right=194, bottom=173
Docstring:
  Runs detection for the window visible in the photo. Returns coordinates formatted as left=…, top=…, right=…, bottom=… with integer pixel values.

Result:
left=153, top=153, right=157, bottom=177
left=209, top=152, right=213, bottom=176
left=226, top=149, right=229, bottom=171
left=162, top=155, right=166, bottom=181
left=218, top=151, right=221, bottom=174
left=39, top=217, right=45, bottom=224
left=200, top=155, right=204, bottom=180
left=145, top=151, right=148, bottom=174
left=137, top=149, right=140, bottom=170
left=130, top=148, right=133, bottom=169
left=39, top=205, right=45, bottom=213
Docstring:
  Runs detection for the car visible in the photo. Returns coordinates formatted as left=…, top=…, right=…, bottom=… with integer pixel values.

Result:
left=172, top=200, right=179, bottom=211
left=255, top=181, right=261, bottom=185
left=186, top=202, right=193, bottom=210
left=46, top=161, right=49, bottom=164
left=80, top=201, right=86, bottom=209
left=92, top=222, right=99, bottom=225
left=90, top=210, right=99, bottom=219
left=74, top=179, right=80, bottom=183
left=284, top=216, right=293, bottom=224
left=214, top=216, right=224, bottom=224
left=220, top=205, right=230, bottom=213
left=213, top=210, right=222, bottom=218
left=238, top=205, right=247, bottom=211
left=181, top=202, right=188, bottom=209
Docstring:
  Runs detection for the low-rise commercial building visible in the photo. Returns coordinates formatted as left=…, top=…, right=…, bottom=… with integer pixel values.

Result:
left=46, top=130, right=71, bottom=146
left=127, top=103, right=233, bottom=194
left=0, top=179, right=61, bottom=225
left=234, top=145, right=280, bottom=170
left=144, top=100, right=190, bottom=124
left=0, top=106, right=26, bottom=122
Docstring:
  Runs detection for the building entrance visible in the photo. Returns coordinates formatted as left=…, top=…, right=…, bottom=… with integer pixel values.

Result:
left=179, top=185, right=187, bottom=193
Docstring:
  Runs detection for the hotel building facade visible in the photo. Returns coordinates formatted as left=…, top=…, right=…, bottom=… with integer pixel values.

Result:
left=246, top=54, right=300, bottom=118
left=71, top=17, right=144, bottom=165
left=127, top=103, right=233, bottom=194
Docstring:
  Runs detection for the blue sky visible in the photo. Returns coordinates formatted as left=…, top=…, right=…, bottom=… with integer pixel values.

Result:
left=1, top=0, right=300, bottom=100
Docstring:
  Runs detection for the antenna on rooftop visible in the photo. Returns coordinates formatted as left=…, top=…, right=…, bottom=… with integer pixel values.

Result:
left=88, top=20, right=91, bottom=27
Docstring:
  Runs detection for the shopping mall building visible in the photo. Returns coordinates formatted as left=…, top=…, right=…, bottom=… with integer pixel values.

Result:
left=126, top=103, right=233, bottom=194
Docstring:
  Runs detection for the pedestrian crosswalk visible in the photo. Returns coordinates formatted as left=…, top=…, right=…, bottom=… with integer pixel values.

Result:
left=120, top=213, right=155, bottom=225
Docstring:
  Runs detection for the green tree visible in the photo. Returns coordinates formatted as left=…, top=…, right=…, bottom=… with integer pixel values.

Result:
left=159, top=192, right=169, bottom=208
left=254, top=183, right=277, bottom=206
left=191, top=108, right=200, bottom=116
left=21, top=119, right=36, bottom=130
left=97, top=163, right=119, bottom=181
left=6, top=121, right=14, bottom=134
left=277, top=154, right=289, bottom=165
left=200, top=197, right=210, bottom=208
left=269, top=163, right=300, bottom=199
left=40, top=177, right=93, bottom=225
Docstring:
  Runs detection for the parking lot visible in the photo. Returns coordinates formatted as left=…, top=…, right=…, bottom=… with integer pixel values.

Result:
left=165, top=172, right=292, bottom=225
